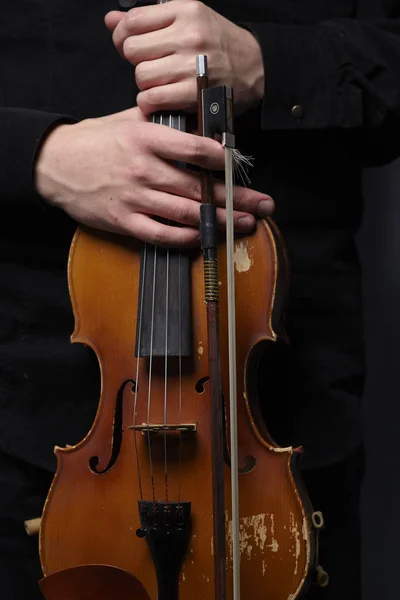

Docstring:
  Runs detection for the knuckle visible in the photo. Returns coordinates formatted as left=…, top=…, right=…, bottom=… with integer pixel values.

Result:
left=184, top=0, right=204, bottom=19
left=233, top=190, right=248, bottom=212
left=105, top=202, right=127, bottom=231
left=173, top=202, right=193, bottom=225
left=146, top=87, right=161, bottom=104
left=149, top=224, right=167, bottom=246
left=134, top=63, right=147, bottom=90
left=140, top=88, right=163, bottom=113
left=119, top=187, right=135, bottom=207
left=123, top=37, right=135, bottom=60
left=184, top=137, right=208, bottom=163
left=130, top=156, right=150, bottom=184
left=148, top=193, right=163, bottom=214
left=126, top=7, right=142, bottom=28
left=191, top=179, right=202, bottom=201
left=185, top=27, right=204, bottom=51
left=182, top=2, right=206, bottom=47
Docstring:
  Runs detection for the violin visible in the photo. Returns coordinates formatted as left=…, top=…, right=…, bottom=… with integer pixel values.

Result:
left=30, top=13, right=328, bottom=599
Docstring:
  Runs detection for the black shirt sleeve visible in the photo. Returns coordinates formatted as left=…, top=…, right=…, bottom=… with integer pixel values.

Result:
left=241, top=17, right=400, bottom=134
left=0, top=108, right=75, bottom=208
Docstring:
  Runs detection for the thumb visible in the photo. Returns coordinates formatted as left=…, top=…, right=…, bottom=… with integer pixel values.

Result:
left=104, top=10, right=125, bottom=33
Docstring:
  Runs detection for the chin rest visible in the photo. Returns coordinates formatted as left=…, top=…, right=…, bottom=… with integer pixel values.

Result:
left=39, top=564, right=150, bottom=600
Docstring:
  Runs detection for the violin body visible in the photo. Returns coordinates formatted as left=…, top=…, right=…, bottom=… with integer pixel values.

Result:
left=39, top=218, right=318, bottom=600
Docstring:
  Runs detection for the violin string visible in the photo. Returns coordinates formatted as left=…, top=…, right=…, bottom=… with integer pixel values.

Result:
left=132, top=243, right=147, bottom=502
left=147, top=116, right=158, bottom=506
left=163, top=249, right=169, bottom=508
left=178, top=252, right=183, bottom=507
left=163, top=115, right=171, bottom=509
left=147, top=246, right=157, bottom=505
left=178, top=114, right=183, bottom=508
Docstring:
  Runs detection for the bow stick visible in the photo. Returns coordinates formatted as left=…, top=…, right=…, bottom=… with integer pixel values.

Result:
left=197, top=54, right=240, bottom=600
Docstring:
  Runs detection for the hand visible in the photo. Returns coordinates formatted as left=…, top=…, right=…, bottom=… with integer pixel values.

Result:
left=104, top=0, right=264, bottom=116
left=34, top=107, right=274, bottom=247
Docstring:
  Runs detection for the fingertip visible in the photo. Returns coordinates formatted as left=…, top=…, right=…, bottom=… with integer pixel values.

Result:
left=136, top=92, right=154, bottom=118
left=236, top=215, right=256, bottom=232
left=104, top=10, right=124, bottom=32
left=257, top=196, right=275, bottom=217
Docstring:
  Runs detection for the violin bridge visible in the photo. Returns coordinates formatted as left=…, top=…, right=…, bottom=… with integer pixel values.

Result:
left=128, top=423, right=197, bottom=435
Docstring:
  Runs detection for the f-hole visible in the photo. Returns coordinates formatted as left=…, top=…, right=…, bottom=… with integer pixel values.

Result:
left=195, top=376, right=209, bottom=393
left=89, top=379, right=136, bottom=474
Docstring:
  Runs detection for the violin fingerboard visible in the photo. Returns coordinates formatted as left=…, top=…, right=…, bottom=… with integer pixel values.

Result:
left=135, top=110, right=192, bottom=358
left=152, top=111, right=186, bottom=132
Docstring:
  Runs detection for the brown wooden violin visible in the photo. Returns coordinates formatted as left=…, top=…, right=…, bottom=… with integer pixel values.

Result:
left=32, top=37, right=328, bottom=600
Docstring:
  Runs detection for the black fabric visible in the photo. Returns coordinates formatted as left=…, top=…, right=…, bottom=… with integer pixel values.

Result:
left=1, top=0, right=399, bottom=470
left=0, top=109, right=75, bottom=207
left=244, top=16, right=400, bottom=132
left=0, top=0, right=391, bottom=597
left=302, top=443, right=365, bottom=600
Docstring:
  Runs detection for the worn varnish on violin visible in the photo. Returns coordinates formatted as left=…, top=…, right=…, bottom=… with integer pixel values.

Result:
left=38, top=51, right=326, bottom=600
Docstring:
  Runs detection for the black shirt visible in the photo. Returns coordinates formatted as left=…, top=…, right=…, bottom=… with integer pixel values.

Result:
left=0, top=0, right=400, bottom=471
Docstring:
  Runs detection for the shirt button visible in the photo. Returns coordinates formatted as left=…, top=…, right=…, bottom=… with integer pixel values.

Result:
left=291, top=104, right=304, bottom=120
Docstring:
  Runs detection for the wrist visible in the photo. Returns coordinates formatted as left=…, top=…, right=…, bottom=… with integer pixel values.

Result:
left=34, top=123, right=72, bottom=207
left=241, top=28, right=265, bottom=107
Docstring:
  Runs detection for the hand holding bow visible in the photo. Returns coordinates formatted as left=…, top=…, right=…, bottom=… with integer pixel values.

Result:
left=105, top=0, right=264, bottom=116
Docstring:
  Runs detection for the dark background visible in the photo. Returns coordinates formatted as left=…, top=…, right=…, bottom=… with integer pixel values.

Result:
left=357, top=160, right=400, bottom=599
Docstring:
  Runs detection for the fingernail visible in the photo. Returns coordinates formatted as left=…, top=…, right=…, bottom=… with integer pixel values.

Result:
left=237, top=216, right=254, bottom=229
left=258, top=199, right=273, bottom=215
